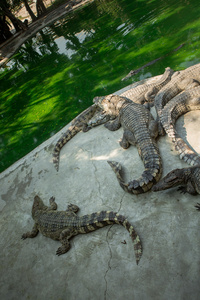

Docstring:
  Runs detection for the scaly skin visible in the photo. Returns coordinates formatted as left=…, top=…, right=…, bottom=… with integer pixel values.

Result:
left=160, top=86, right=200, bottom=166
left=22, top=196, right=142, bottom=265
left=152, top=166, right=200, bottom=195
left=121, top=67, right=174, bottom=105
left=88, top=69, right=173, bottom=128
left=154, top=63, right=200, bottom=135
left=53, top=104, right=99, bottom=171
left=93, top=94, right=162, bottom=194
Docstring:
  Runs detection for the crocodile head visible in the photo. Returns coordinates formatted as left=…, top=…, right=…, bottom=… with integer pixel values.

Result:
left=152, top=168, right=184, bottom=192
left=88, top=110, right=111, bottom=127
left=93, top=95, right=114, bottom=111
left=32, top=195, right=47, bottom=217
left=93, top=94, right=124, bottom=116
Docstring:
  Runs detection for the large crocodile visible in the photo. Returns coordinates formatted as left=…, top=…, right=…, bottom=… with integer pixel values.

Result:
left=53, top=104, right=101, bottom=171
left=160, top=86, right=200, bottom=166
left=93, top=94, right=162, bottom=194
left=152, top=166, right=200, bottom=195
left=154, top=63, right=200, bottom=135
left=22, top=195, right=142, bottom=265
left=120, top=67, right=174, bottom=105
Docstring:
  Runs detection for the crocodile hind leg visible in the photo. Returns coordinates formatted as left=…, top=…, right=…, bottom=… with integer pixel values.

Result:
left=120, top=130, right=136, bottom=149
left=21, top=223, right=39, bottom=239
left=56, top=228, right=78, bottom=256
left=47, top=196, right=57, bottom=211
left=148, top=119, right=158, bottom=139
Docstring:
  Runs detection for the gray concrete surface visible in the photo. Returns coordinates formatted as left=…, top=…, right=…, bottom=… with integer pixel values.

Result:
left=0, top=77, right=200, bottom=300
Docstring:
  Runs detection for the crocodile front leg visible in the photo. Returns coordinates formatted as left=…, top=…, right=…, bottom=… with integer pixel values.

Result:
left=21, top=223, right=39, bottom=239
left=178, top=180, right=198, bottom=195
left=82, top=123, right=92, bottom=132
left=104, top=116, right=121, bottom=131
left=67, top=204, right=79, bottom=213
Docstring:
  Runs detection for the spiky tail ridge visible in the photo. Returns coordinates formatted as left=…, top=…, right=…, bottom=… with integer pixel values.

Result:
left=160, top=119, right=200, bottom=166
left=107, top=159, right=162, bottom=194
left=78, top=211, right=142, bottom=265
left=53, top=125, right=80, bottom=171
left=160, top=91, right=200, bottom=166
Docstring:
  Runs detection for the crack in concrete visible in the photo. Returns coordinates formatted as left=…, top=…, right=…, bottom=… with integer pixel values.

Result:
left=104, top=226, right=113, bottom=300
left=103, top=192, right=126, bottom=300
left=81, top=146, right=106, bottom=207
left=92, top=160, right=106, bottom=206
left=117, top=192, right=126, bottom=214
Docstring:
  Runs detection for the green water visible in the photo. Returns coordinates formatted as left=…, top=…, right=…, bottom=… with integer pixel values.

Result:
left=1, top=0, right=200, bottom=173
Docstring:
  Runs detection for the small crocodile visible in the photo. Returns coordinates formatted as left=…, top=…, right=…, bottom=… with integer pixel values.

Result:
left=154, top=63, right=200, bottom=134
left=152, top=166, right=200, bottom=195
left=122, top=44, right=185, bottom=81
left=93, top=94, right=162, bottom=194
left=22, top=195, right=142, bottom=265
left=53, top=104, right=100, bottom=171
left=121, top=67, right=174, bottom=105
left=160, top=86, right=200, bottom=166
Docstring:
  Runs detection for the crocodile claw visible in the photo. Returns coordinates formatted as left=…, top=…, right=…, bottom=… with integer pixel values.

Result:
left=177, top=186, right=187, bottom=194
left=195, top=203, right=200, bottom=211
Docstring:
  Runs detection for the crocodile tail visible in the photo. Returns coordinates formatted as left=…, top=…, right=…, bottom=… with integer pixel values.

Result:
left=53, top=125, right=80, bottom=171
left=174, top=138, right=200, bottom=166
left=107, top=159, right=162, bottom=194
left=79, top=211, right=142, bottom=264
left=160, top=94, right=200, bottom=166
left=107, top=160, right=130, bottom=192
left=160, top=120, right=200, bottom=166
left=119, top=216, right=142, bottom=265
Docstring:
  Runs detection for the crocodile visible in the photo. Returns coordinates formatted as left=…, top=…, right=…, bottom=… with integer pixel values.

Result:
left=152, top=166, right=200, bottom=195
left=53, top=104, right=101, bottom=171
left=154, top=62, right=200, bottom=135
left=88, top=68, right=173, bottom=128
left=120, top=67, right=174, bottom=105
left=21, top=195, right=142, bottom=265
left=122, top=44, right=185, bottom=81
left=160, top=86, right=200, bottom=166
left=93, top=94, right=162, bottom=194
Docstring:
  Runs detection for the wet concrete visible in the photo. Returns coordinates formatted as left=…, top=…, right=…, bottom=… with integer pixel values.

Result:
left=0, top=76, right=200, bottom=300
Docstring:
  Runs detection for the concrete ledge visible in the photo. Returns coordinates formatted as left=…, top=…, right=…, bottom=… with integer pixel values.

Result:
left=0, top=77, right=200, bottom=300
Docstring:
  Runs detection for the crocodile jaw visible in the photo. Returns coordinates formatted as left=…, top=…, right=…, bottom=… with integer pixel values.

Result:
left=93, top=96, right=105, bottom=108
left=152, top=169, right=183, bottom=191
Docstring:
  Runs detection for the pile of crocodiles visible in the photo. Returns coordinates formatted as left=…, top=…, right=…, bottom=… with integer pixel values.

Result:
left=23, top=63, right=200, bottom=265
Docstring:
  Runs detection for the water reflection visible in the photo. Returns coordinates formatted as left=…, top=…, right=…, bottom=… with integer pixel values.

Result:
left=55, top=29, right=95, bottom=58
left=1, top=0, right=200, bottom=172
